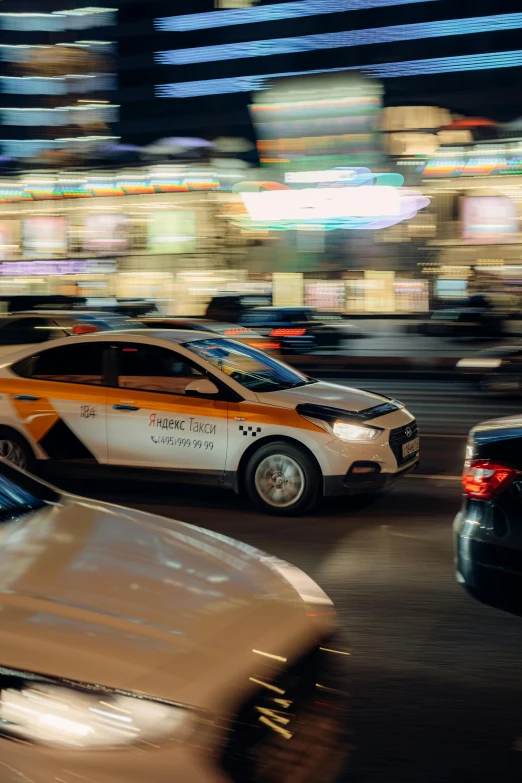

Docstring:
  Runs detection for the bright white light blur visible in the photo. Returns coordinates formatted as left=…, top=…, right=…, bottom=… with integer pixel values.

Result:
left=285, top=170, right=357, bottom=184
left=0, top=684, right=190, bottom=749
left=241, top=187, right=400, bottom=222
left=332, top=420, right=381, bottom=441
left=457, top=358, right=503, bottom=369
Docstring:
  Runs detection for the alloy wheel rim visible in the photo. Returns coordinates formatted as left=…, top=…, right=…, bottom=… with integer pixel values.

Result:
left=254, top=454, right=305, bottom=508
left=0, top=440, right=27, bottom=469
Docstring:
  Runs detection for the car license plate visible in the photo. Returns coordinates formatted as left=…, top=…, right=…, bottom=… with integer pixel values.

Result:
left=402, top=437, right=419, bottom=458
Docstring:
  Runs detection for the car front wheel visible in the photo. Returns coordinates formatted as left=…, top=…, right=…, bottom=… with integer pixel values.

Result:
left=0, top=427, right=34, bottom=472
left=245, top=441, right=320, bottom=515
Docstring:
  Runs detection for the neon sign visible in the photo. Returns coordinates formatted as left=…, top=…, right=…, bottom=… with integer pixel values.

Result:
left=157, top=49, right=522, bottom=99
left=0, top=259, right=117, bottom=276
left=227, top=167, right=429, bottom=230
left=156, top=13, right=522, bottom=66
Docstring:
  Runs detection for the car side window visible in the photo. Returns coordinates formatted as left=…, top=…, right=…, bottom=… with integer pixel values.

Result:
left=16, top=344, right=107, bottom=385
left=116, top=344, right=203, bottom=395
left=0, top=317, right=54, bottom=345
left=273, top=310, right=294, bottom=323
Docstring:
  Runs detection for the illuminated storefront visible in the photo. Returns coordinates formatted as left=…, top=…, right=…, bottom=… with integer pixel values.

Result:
left=4, top=141, right=522, bottom=316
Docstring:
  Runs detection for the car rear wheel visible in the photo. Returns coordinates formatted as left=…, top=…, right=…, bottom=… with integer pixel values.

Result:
left=245, top=441, right=320, bottom=515
left=0, top=428, right=34, bottom=472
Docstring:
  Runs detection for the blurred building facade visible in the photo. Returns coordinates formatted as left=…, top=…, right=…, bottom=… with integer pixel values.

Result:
left=118, top=0, right=522, bottom=146
left=1, top=3, right=522, bottom=314
left=2, top=122, right=522, bottom=316
left=0, top=0, right=118, bottom=164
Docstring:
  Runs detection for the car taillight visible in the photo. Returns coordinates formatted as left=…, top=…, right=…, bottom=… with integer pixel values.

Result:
left=247, top=341, right=280, bottom=350
left=270, top=328, right=306, bottom=337
left=462, top=459, right=519, bottom=500
left=71, top=324, right=99, bottom=335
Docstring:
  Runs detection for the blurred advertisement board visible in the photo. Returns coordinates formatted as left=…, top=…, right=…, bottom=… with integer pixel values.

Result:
left=148, top=210, right=197, bottom=254
left=462, top=196, right=518, bottom=243
left=23, top=217, right=67, bottom=257
left=0, top=259, right=117, bottom=276
left=0, top=221, right=16, bottom=261
left=83, top=214, right=129, bottom=253
left=273, top=273, right=303, bottom=306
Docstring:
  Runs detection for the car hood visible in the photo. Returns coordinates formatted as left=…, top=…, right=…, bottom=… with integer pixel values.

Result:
left=0, top=497, right=332, bottom=707
left=472, top=414, right=522, bottom=441
left=256, top=380, right=394, bottom=413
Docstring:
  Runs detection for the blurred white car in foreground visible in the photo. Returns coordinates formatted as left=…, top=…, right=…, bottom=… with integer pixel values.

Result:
left=0, top=461, right=347, bottom=783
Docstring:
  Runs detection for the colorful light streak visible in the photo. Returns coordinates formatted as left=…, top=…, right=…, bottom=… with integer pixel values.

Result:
left=157, top=49, right=522, bottom=99
left=226, top=168, right=429, bottom=231
left=155, top=13, right=522, bottom=65
left=423, top=156, right=522, bottom=177
left=0, top=171, right=226, bottom=204
left=155, top=0, right=438, bottom=32
left=0, top=8, right=117, bottom=32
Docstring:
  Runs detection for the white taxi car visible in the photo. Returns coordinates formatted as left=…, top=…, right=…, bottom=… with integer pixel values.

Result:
left=0, top=330, right=419, bottom=514
left=0, top=460, right=347, bottom=783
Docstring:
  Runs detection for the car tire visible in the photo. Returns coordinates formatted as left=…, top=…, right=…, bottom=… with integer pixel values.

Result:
left=0, top=427, right=35, bottom=473
left=245, top=440, right=321, bottom=515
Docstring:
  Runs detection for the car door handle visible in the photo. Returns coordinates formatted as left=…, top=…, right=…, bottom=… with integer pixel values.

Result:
left=113, top=404, right=140, bottom=411
left=13, top=395, right=40, bottom=402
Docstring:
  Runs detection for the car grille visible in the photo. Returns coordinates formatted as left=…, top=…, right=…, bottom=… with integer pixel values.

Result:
left=221, top=640, right=348, bottom=783
left=389, top=420, right=419, bottom=467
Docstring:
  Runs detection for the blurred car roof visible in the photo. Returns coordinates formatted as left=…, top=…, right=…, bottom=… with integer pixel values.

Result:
left=6, top=310, right=138, bottom=319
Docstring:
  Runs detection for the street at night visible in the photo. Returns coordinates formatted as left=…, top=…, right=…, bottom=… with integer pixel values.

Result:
left=56, top=384, right=522, bottom=783
left=2, top=0, right=522, bottom=780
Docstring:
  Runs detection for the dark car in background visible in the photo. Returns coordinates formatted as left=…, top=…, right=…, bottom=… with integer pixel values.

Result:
left=239, top=307, right=365, bottom=352
left=417, top=308, right=504, bottom=340
left=0, top=311, right=140, bottom=355
left=0, top=295, right=157, bottom=319
left=454, top=415, right=522, bottom=615
left=205, top=293, right=272, bottom=322
left=457, top=345, right=522, bottom=393
left=206, top=296, right=364, bottom=353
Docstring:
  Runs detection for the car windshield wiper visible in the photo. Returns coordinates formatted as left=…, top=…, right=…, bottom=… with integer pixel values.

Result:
left=286, top=379, right=318, bottom=389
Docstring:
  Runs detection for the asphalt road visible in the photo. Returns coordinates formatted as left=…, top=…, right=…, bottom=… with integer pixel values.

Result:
left=60, top=426, right=522, bottom=782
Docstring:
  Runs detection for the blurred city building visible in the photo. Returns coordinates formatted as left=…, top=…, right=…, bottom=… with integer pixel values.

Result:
left=2, top=129, right=522, bottom=316
left=117, top=0, right=521, bottom=146
left=1, top=3, right=522, bottom=316
left=250, top=72, right=386, bottom=172
left=0, top=0, right=118, bottom=164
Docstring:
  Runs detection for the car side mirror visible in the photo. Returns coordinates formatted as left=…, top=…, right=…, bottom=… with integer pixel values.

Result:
left=185, top=379, right=219, bottom=397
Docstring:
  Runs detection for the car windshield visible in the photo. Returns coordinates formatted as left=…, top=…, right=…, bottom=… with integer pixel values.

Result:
left=186, top=338, right=313, bottom=392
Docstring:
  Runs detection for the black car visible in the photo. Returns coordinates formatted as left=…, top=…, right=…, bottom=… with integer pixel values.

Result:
left=205, top=296, right=364, bottom=352
left=0, top=310, right=140, bottom=354
left=454, top=415, right=522, bottom=614
left=205, top=294, right=272, bottom=322
left=417, top=308, right=504, bottom=340
left=0, top=294, right=158, bottom=319
left=240, top=307, right=364, bottom=352
left=457, top=345, right=522, bottom=393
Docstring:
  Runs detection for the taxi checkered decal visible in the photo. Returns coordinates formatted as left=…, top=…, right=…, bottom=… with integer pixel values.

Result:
left=239, top=425, right=262, bottom=437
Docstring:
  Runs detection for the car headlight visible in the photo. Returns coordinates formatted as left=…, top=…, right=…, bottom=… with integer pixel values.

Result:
left=0, top=669, right=194, bottom=750
left=456, top=358, right=502, bottom=369
left=332, top=420, right=382, bottom=442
